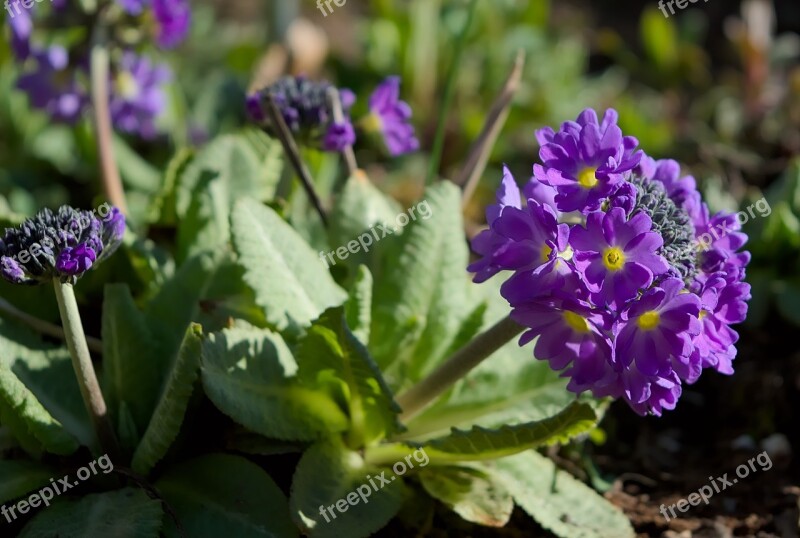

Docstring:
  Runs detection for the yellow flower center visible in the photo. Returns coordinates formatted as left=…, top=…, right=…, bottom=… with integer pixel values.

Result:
left=602, top=247, right=625, bottom=271
left=699, top=309, right=708, bottom=320
left=637, top=311, right=661, bottom=331
left=563, top=311, right=590, bottom=334
left=577, top=166, right=598, bottom=189
left=115, top=71, right=140, bottom=100
left=362, top=112, right=384, bottom=134
left=540, top=244, right=553, bottom=262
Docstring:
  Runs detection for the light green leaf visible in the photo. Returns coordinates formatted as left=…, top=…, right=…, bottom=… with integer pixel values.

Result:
left=328, top=172, right=402, bottom=271
left=345, top=265, right=373, bottom=345
left=0, top=460, right=56, bottom=506
left=370, top=182, right=478, bottom=385
left=231, top=198, right=347, bottom=333
left=0, top=320, right=84, bottom=455
left=175, top=133, right=282, bottom=261
left=156, top=454, right=298, bottom=538
left=149, top=147, right=194, bottom=226
left=102, top=284, right=160, bottom=444
left=201, top=325, right=349, bottom=441
left=492, top=451, right=634, bottom=538
left=418, top=465, right=513, bottom=527
left=19, top=488, right=164, bottom=538
left=132, top=325, right=203, bottom=475
left=407, top=402, right=596, bottom=464
left=290, top=437, right=405, bottom=538
left=296, top=307, right=401, bottom=445
left=640, top=7, right=679, bottom=70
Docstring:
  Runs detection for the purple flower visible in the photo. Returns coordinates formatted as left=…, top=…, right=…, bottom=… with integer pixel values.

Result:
left=0, top=257, right=27, bottom=284
left=322, top=121, right=356, bottom=151
left=56, top=244, right=97, bottom=275
left=468, top=168, right=570, bottom=284
left=109, top=52, right=171, bottom=139
left=617, top=278, right=702, bottom=382
left=637, top=156, right=698, bottom=208
left=16, top=47, right=87, bottom=123
left=152, top=0, right=191, bottom=49
left=534, top=109, right=642, bottom=213
left=7, top=7, right=32, bottom=60
left=512, top=298, right=614, bottom=393
left=689, top=202, right=750, bottom=274
left=366, top=76, right=419, bottom=156
left=571, top=208, right=669, bottom=308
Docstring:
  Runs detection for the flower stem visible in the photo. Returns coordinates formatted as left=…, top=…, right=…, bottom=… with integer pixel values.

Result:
left=90, top=33, right=128, bottom=216
left=53, top=279, right=120, bottom=459
left=264, top=93, right=329, bottom=227
left=326, top=86, right=359, bottom=177
left=395, top=315, right=524, bottom=422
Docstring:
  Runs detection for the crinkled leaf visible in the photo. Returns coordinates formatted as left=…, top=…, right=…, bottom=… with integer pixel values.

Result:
left=492, top=451, right=634, bottom=538
left=132, top=325, right=203, bottom=475
left=156, top=453, right=298, bottom=538
left=296, top=307, right=401, bottom=445
left=290, top=437, right=405, bottom=538
left=418, top=465, right=513, bottom=527
left=231, top=198, right=347, bottom=333
left=345, top=265, right=373, bottom=345
left=102, top=284, right=160, bottom=446
left=201, top=325, right=349, bottom=441
left=19, top=488, right=164, bottom=538
left=370, top=182, right=478, bottom=386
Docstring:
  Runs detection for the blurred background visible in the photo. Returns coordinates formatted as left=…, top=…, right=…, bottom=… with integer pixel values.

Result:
left=1, top=0, right=799, bottom=535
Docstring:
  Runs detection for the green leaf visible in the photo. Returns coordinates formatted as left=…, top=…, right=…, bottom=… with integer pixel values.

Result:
left=156, top=454, right=298, bottom=538
left=149, top=147, right=194, bottom=226
left=175, top=134, right=282, bottom=261
left=492, top=451, right=634, bottom=538
left=328, top=173, right=402, bottom=271
left=290, top=437, right=406, bottom=538
left=418, top=465, right=513, bottom=527
left=408, top=402, right=596, bottom=464
left=201, top=325, right=349, bottom=441
left=231, top=198, right=347, bottom=333
left=296, top=307, right=401, bottom=446
left=345, top=265, right=373, bottom=345
left=0, top=321, right=84, bottom=455
left=102, top=284, right=161, bottom=445
left=113, top=135, right=162, bottom=193
left=370, top=182, right=478, bottom=384
left=0, top=460, right=56, bottom=506
left=132, top=325, right=203, bottom=475
left=640, top=7, right=679, bottom=70
left=19, top=488, right=164, bottom=538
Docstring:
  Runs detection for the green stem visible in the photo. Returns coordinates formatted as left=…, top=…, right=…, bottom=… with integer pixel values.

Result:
left=425, top=0, right=479, bottom=185
left=395, top=315, right=523, bottom=422
left=53, top=280, right=120, bottom=459
left=90, top=32, right=128, bottom=216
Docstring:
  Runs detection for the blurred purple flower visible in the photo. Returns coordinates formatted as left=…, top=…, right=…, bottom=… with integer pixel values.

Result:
left=367, top=76, right=419, bottom=156
left=152, top=0, right=191, bottom=48
left=16, top=46, right=87, bottom=123
left=109, top=52, right=171, bottom=139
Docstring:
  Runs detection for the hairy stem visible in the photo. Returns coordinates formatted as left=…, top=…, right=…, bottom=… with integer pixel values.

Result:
left=395, top=315, right=524, bottom=422
left=90, top=35, right=128, bottom=215
left=53, top=280, right=120, bottom=459
left=327, top=86, right=359, bottom=177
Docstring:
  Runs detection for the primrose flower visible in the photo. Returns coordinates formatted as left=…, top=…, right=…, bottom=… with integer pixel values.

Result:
left=0, top=205, right=125, bottom=285
left=109, top=52, right=171, bottom=139
left=533, top=109, right=643, bottom=213
left=8, top=7, right=32, bottom=60
left=152, top=0, right=191, bottom=49
left=16, top=47, right=87, bottom=123
left=364, top=76, right=419, bottom=156
left=469, top=107, right=751, bottom=416
left=247, top=76, right=356, bottom=153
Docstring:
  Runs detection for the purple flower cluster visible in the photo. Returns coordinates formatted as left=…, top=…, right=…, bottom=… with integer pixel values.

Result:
left=6, top=0, right=188, bottom=138
left=469, top=109, right=751, bottom=416
left=0, top=205, right=125, bottom=285
left=247, top=76, right=418, bottom=157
